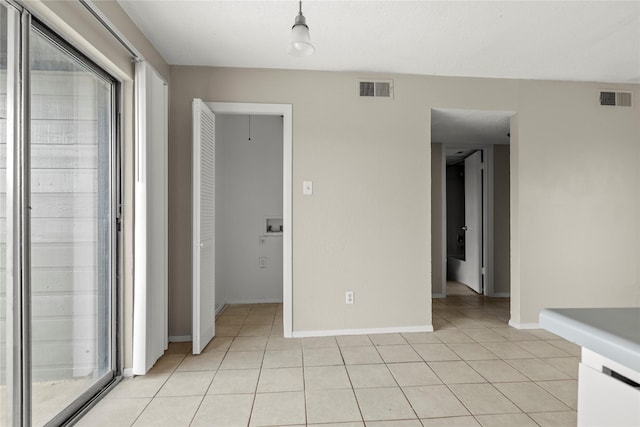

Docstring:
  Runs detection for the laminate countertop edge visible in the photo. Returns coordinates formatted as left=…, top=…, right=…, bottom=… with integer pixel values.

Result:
left=539, top=307, right=640, bottom=371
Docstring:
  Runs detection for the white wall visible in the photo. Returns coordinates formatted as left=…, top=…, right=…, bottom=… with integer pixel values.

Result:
left=215, top=114, right=283, bottom=307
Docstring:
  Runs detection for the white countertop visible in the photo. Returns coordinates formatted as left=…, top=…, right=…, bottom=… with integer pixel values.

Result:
left=539, top=307, right=640, bottom=372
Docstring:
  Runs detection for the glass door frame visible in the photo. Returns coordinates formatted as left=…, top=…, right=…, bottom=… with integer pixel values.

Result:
left=3, top=2, right=122, bottom=425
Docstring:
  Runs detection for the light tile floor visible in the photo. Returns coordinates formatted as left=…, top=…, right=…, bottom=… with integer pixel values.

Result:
left=78, top=283, right=579, bottom=426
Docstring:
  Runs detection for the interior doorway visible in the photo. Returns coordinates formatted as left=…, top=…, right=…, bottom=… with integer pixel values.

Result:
left=215, top=114, right=284, bottom=305
left=195, top=102, right=293, bottom=341
left=431, top=108, right=512, bottom=298
left=446, top=149, right=484, bottom=293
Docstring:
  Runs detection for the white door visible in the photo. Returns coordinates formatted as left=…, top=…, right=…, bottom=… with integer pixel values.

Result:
left=192, top=99, right=216, bottom=354
left=464, top=151, right=483, bottom=293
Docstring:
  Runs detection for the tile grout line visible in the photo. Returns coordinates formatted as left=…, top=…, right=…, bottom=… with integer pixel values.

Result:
left=337, top=339, right=367, bottom=425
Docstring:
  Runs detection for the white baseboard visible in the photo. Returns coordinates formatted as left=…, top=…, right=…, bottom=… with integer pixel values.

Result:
left=494, top=292, right=510, bottom=298
left=225, top=298, right=283, bottom=305
left=215, top=304, right=227, bottom=316
left=508, top=320, right=539, bottom=329
left=432, top=293, right=446, bottom=299
left=169, top=335, right=192, bottom=342
left=292, top=324, right=434, bottom=338
left=123, top=368, right=134, bottom=378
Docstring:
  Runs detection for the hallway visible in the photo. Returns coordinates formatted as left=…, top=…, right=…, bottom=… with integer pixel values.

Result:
left=78, top=295, right=578, bottom=426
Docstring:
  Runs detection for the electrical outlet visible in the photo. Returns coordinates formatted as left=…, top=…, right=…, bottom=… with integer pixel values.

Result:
left=259, top=257, right=267, bottom=268
left=345, top=291, right=354, bottom=304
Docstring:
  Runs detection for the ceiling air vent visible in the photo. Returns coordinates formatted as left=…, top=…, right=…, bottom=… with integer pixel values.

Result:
left=359, top=79, right=393, bottom=98
left=600, top=91, right=632, bottom=107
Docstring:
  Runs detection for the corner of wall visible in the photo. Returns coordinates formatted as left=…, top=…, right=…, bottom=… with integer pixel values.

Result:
left=509, top=114, right=521, bottom=324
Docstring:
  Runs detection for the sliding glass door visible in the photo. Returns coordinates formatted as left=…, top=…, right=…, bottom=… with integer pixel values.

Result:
left=1, top=2, right=15, bottom=425
left=1, top=2, right=119, bottom=426
left=29, top=21, right=117, bottom=426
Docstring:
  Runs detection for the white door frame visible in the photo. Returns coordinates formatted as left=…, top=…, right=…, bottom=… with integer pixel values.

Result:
left=206, top=102, right=293, bottom=338
left=439, top=145, right=495, bottom=296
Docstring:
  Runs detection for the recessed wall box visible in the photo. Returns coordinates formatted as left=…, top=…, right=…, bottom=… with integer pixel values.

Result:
left=265, top=217, right=283, bottom=234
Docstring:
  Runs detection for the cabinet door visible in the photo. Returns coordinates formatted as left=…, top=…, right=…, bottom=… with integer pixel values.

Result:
left=578, top=363, right=640, bottom=427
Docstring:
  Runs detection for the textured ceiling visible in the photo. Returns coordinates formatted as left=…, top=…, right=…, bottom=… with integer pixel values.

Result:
left=118, top=0, right=640, bottom=84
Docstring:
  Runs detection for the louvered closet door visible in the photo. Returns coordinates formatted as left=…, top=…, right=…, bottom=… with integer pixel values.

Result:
left=192, top=99, right=216, bottom=354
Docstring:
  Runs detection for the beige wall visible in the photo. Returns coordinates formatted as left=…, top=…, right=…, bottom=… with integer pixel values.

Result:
left=493, top=144, right=511, bottom=295
left=169, top=66, right=640, bottom=336
left=170, top=68, right=435, bottom=334
left=90, top=0, right=170, bottom=81
left=510, top=115, right=522, bottom=322
left=516, top=81, right=640, bottom=323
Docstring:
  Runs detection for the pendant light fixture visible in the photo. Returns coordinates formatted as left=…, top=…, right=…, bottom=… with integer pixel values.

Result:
left=288, top=1, right=315, bottom=57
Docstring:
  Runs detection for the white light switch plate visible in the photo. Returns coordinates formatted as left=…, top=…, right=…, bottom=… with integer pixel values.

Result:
left=303, top=181, right=313, bottom=195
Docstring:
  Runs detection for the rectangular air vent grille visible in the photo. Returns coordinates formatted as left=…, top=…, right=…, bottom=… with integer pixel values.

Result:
left=359, top=80, right=393, bottom=98
left=600, top=91, right=632, bottom=107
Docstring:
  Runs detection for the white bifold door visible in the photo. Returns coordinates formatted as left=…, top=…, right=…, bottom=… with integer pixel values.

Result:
left=192, top=99, right=216, bottom=354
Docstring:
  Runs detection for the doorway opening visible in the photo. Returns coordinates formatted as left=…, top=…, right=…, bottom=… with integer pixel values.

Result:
left=446, top=148, right=485, bottom=294
left=215, top=114, right=284, bottom=305
left=193, top=102, right=293, bottom=349
left=431, top=108, right=513, bottom=299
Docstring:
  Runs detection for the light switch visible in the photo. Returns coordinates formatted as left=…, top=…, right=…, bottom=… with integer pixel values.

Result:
left=303, top=180, right=313, bottom=195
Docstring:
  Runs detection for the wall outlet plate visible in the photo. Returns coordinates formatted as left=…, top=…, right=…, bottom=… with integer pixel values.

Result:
left=346, top=291, right=354, bottom=304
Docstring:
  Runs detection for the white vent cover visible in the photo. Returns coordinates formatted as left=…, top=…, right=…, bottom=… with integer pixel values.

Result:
left=359, top=79, right=393, bottom=98
left=600, top=90, right=632, bottom=107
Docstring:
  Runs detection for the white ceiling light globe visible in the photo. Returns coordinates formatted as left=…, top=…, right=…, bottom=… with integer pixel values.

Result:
left=288, top=1, right=315, bottom=57
left=289, top=25, right=315, bottom=57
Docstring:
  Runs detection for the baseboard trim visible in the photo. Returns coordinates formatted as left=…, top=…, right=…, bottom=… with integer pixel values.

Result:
left=123, top=368, right=134, bottom=378
left=508, top=320, right=539, bottom=329
left=432, top=293, right=446, bottom=299
left=169, top=335, right=192, bottom=342
left=292, top=324, right=434, bottom=338
left=494, top=292, right=510, bottom=298
left=225, top=298, right=283, bottom=305
left=215, top=304, right=227, bottom=316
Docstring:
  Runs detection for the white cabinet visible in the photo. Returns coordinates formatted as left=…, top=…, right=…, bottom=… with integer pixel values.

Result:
left=578, top=349, right=640, bottom=427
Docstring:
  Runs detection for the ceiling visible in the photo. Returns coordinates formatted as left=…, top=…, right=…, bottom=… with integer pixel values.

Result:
left=432, top=108, right=511, bottom=144
left=118, top=0, right=640, bottom=84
